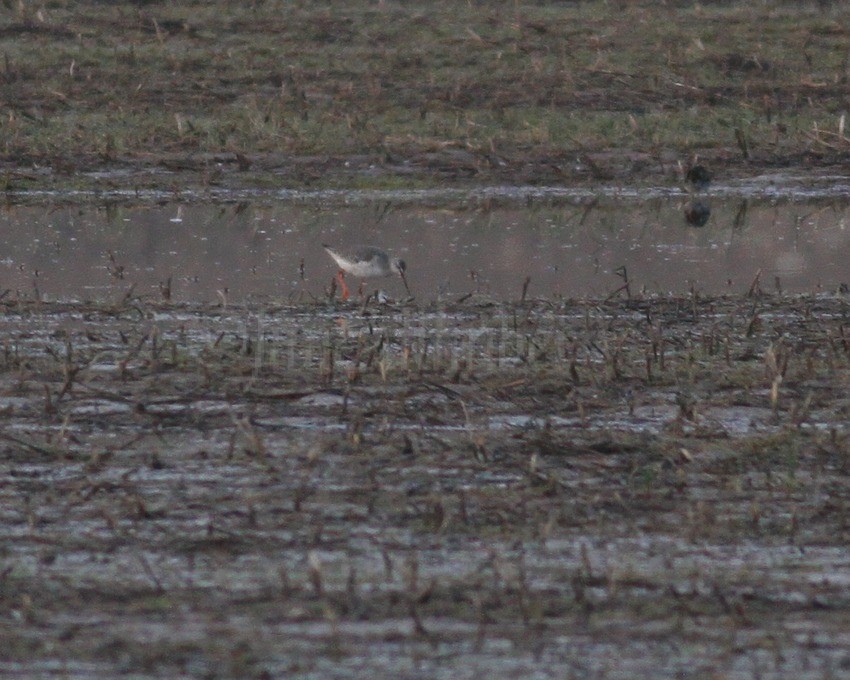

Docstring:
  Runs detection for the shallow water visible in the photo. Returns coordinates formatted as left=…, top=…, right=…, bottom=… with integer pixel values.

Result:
left=2, top=191, right=849, bottom=302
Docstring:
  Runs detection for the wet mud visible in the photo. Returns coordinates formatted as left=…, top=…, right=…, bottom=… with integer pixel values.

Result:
left=2, top=293, right=850, bottom=678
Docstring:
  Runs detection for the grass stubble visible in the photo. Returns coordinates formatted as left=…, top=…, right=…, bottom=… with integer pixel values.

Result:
left=1, top=1, right=850, bottom=196
left=1, top=286, right=850, bottom=677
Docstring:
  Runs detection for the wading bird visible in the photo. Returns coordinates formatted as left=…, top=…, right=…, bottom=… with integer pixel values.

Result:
left=323, top=244, right=411, bottom=301
left=685, top=164, right=712, bottom=190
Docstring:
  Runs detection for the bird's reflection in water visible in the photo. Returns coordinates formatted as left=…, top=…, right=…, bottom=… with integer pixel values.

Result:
left=684, top=200, right=712, bottom=227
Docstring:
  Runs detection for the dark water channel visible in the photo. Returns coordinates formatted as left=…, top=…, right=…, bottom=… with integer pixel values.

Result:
left=2, top=194, right=849, bottom=302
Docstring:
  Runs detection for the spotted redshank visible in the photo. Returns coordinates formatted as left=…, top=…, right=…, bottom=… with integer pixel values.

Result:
left=323, top=244, right=411, bottom=300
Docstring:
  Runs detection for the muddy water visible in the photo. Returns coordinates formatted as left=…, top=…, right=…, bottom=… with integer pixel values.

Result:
left=2, top=194, right=849, bottom=302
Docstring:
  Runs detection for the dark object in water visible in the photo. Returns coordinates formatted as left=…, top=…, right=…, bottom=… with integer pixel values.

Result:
left=685, top=164, right=712, bottom=190
left=684, top=201, right=711, bottom=227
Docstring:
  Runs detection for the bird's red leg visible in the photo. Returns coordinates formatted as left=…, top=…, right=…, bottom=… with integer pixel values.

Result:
left=337, top=270, right=350, bottom=301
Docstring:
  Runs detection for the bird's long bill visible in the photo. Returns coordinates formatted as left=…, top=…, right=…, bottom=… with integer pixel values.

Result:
left=399, top=270, right=412, bottom=297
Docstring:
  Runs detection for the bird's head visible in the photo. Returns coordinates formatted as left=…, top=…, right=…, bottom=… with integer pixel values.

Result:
left=391, top=258, right=411, bottom=296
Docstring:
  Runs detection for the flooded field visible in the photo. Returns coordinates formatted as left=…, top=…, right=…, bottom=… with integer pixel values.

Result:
left=6, top=1, right=850, bottom=676
left=2, top=284, right=850, bottom=678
